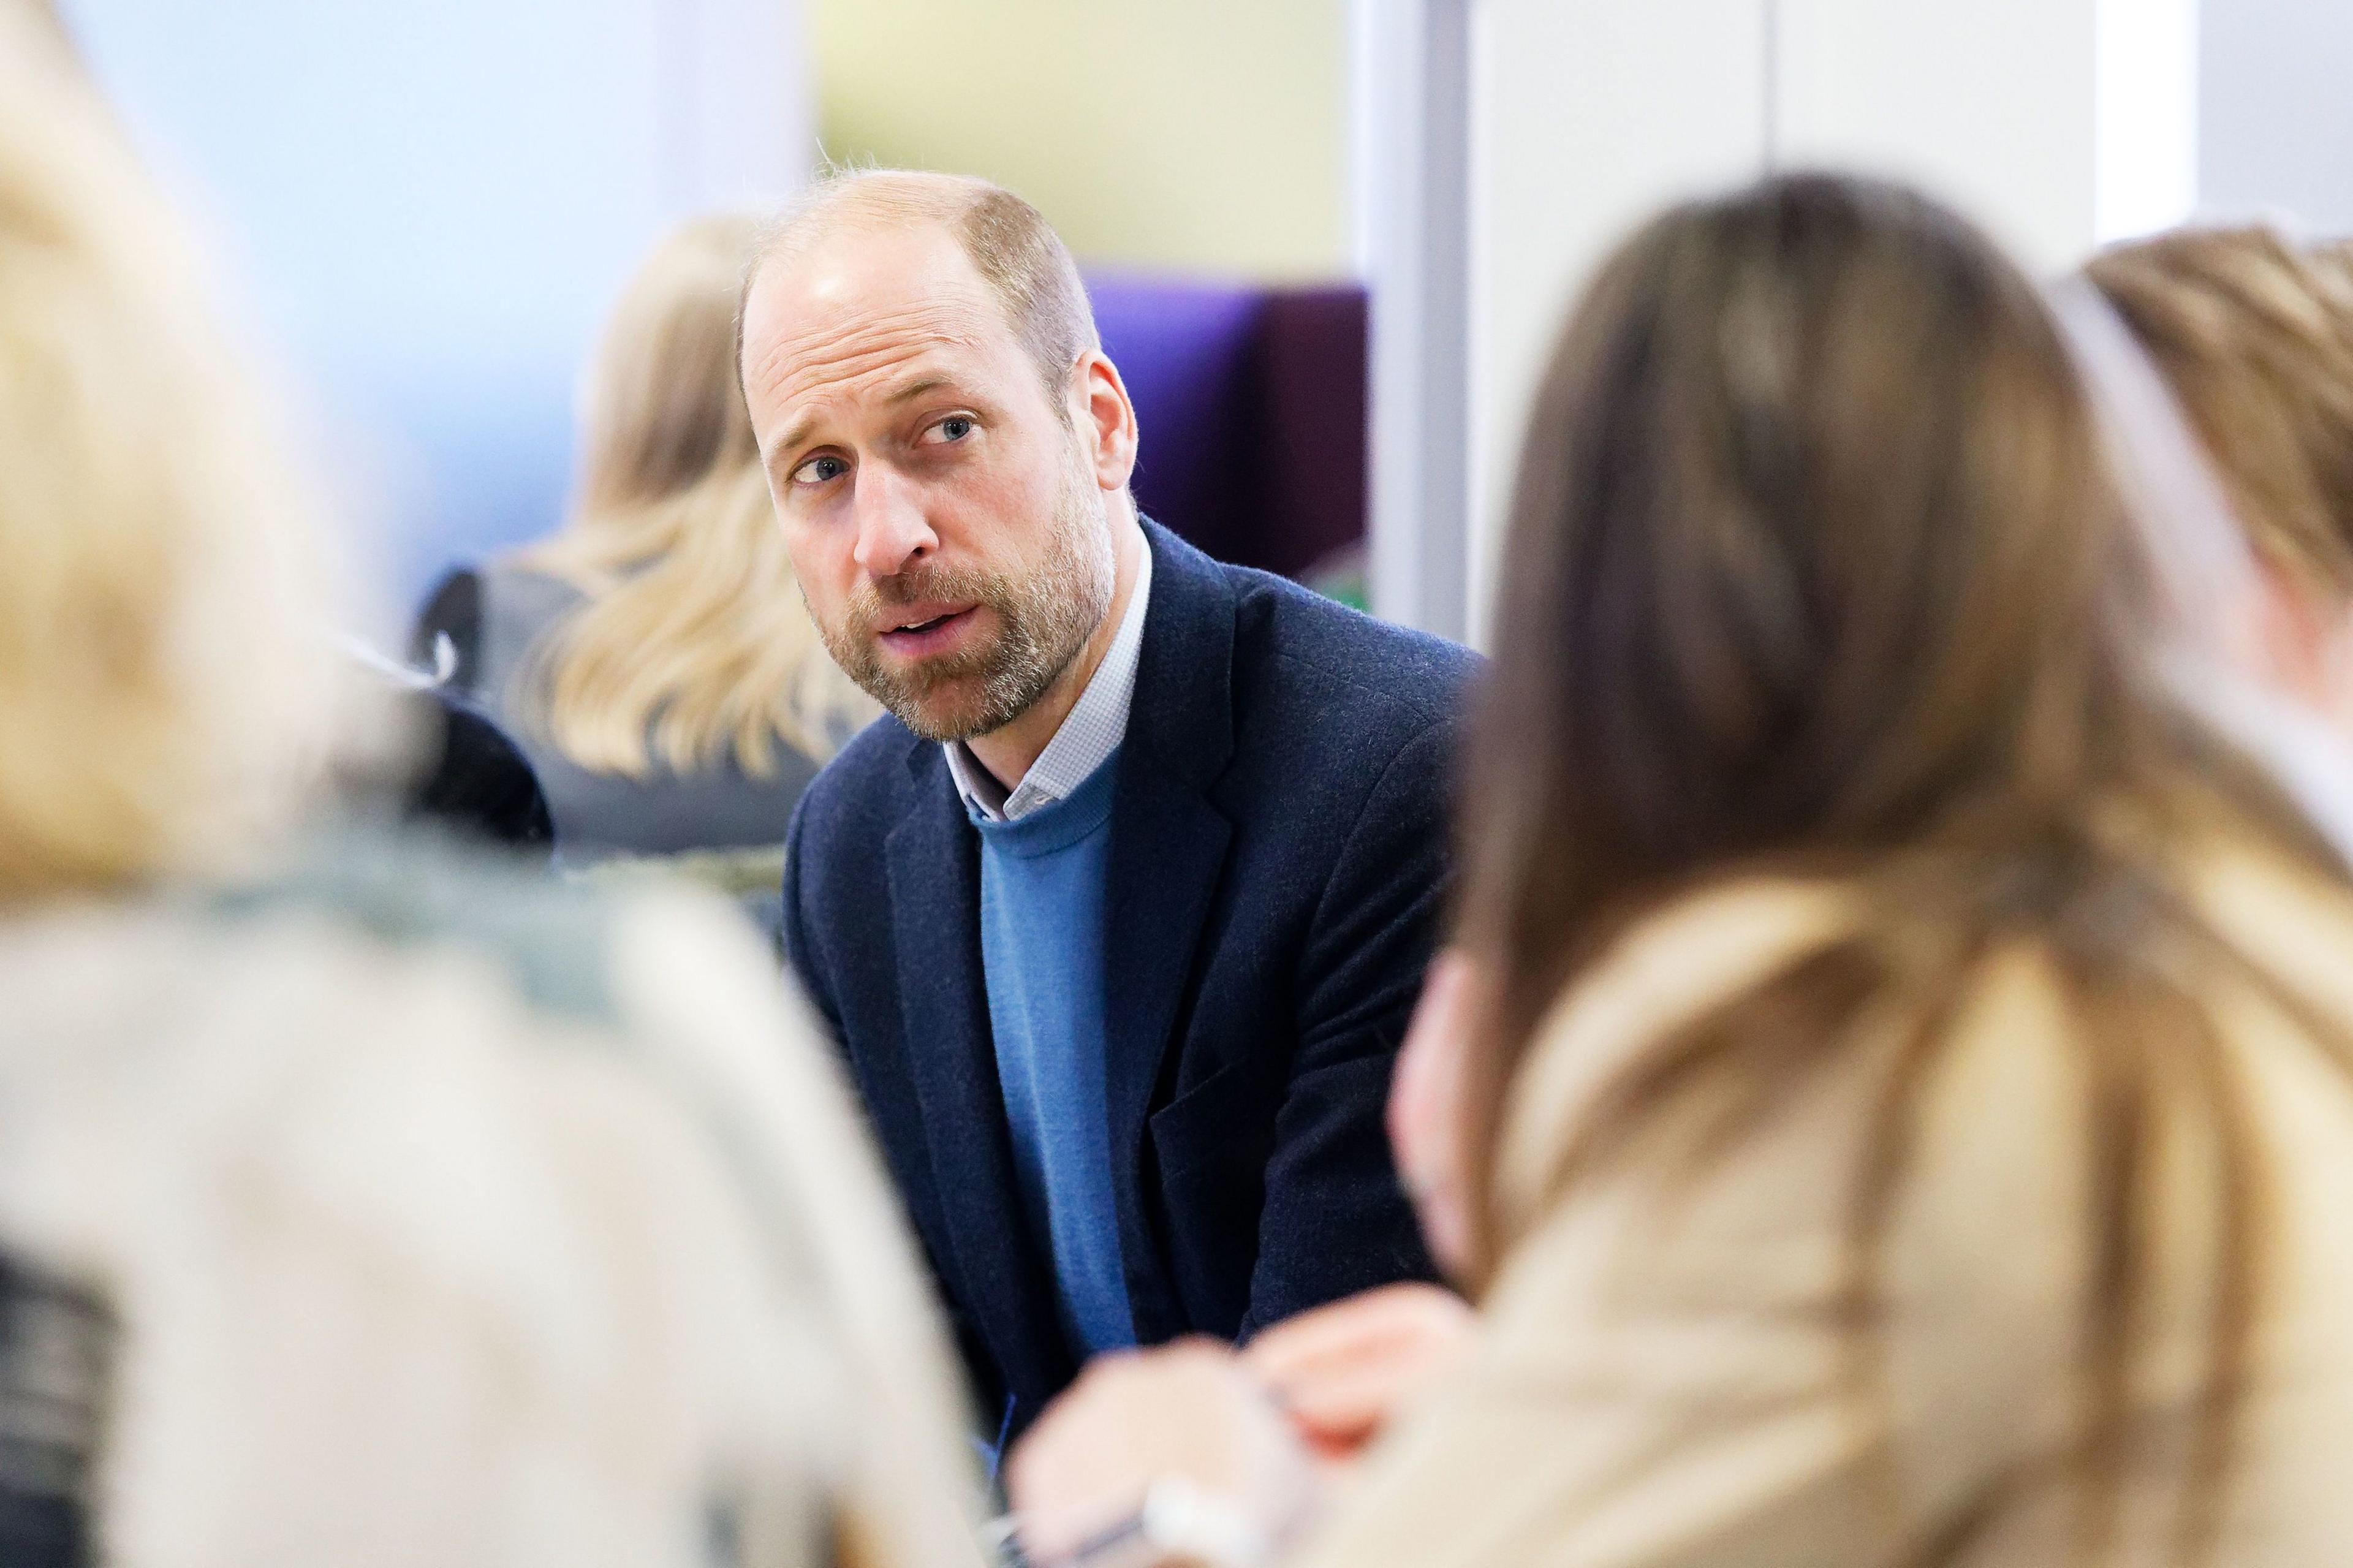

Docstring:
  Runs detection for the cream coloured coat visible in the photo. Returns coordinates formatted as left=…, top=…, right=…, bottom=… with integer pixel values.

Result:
left=1296, top=834, right=2353, bottom=1567
left=0, top=852, right=985, bottom=1568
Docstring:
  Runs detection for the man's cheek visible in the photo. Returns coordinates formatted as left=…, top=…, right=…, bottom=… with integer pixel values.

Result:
left=942, top=461, right=1047, bottom=534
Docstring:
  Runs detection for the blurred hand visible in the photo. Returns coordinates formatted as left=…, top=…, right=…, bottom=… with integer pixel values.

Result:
left=1007, top=1338, right=1320, bottom=1566
left=1243, top=1283, right=1476, bottom=1460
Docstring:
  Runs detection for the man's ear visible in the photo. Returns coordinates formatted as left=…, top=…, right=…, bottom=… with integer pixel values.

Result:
left=1072, top=351, right=1140, bottom=494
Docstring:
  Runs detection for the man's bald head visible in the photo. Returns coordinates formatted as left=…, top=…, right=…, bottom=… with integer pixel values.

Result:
left=743, top=170, right=1099, bottom=417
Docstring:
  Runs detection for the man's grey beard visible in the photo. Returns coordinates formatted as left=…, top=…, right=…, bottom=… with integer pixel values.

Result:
left=817, top=473, right=1116, bottom=743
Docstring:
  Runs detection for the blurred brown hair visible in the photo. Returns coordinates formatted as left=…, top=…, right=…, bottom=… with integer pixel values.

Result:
left=1454, top=173, right=2343, bottom=1562
left=2085, top=226, right=2353, bottom=607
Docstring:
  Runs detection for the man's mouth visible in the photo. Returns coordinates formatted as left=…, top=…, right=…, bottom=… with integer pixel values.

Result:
left=877, top=603, right=980, bottom=654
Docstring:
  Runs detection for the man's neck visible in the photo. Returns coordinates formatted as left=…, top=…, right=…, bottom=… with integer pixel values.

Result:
left=966, top=509, right=1145, bottom=790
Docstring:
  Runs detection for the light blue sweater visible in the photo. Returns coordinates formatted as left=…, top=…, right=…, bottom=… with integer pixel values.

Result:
left=969, top=751, right=1135, bottom=1356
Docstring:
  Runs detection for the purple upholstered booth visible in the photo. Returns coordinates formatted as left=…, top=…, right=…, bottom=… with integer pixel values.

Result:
left=1085, top=273, right=1368, bottom=583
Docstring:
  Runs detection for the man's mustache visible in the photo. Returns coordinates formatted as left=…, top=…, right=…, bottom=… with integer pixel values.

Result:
left=852, top=567, right=1001, bottom=628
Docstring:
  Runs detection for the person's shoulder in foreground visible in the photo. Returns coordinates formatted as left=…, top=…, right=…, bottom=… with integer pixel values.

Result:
left=0, top=830, right=988, bottom=1568
left=1293, top=830, right=2353, bottom=1568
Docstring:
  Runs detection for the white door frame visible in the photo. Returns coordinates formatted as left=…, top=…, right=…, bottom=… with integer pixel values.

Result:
left=1356, top=0, right=1476, bottom=640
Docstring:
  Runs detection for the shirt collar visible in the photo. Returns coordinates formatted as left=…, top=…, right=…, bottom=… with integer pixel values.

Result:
left=946, top=539, right=1153, bottom=822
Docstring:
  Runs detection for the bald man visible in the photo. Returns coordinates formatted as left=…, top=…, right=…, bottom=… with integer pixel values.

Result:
left=743, top=172, right=1476, bottom=1444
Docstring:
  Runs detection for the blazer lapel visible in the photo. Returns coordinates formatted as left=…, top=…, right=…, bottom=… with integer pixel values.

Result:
left=1102, top=523, right=1239, bottom=1340
left=885, top=750, right=1071, bottom=1401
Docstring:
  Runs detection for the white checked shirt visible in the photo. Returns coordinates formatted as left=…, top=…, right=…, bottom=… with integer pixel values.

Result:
left=945, top=543, right=1153, bottom=822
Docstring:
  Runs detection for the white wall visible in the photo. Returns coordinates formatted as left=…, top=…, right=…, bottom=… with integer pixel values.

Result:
left=1464, top=0, right=1767, bottom=635
left=1411, top=0, right=2174, bottom=643
left=2096, top=0, right=2200, bottom=244
left=2199, top=0, right=2353, bottom=232
left=1774, top=0, right=2099, bottom=271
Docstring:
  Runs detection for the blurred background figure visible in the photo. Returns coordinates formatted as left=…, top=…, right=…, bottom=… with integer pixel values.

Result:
left=2088, top=226, right=2353, bottom=744
left=1008, top=173, right=2353, bottom=1568
left=412, top=213, right=875, bottom=899
left=0, top=9, right=982, bottom=1566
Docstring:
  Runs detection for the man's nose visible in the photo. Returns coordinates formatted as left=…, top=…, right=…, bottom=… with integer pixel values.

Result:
left=851, top=465, right=938, bottom=579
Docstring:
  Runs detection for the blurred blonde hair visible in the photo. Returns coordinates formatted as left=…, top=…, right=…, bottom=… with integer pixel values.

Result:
left=2087, top=225, right=2353, bottom=606
left=515, top=214, right=873, bottom=779
left=0, top=4, right=336, bottom=901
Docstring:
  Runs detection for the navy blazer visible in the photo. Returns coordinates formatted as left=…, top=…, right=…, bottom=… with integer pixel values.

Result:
left=780, top=520, right=1481, bottom=1436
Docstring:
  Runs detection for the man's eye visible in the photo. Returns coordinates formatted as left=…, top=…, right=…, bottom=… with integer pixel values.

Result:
left=792, top=454, right=848, bottom=486
left=925, top=415, right=976, bottom=445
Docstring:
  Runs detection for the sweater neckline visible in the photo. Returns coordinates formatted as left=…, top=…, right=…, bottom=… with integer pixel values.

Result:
left=965, top=748, right=1119, bottom=857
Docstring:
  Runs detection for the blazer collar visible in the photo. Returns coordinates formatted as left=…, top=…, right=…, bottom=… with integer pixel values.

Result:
left=1099, top=520, right=1239, bottom=1339
left=1123, top=518, right=1238, bottom=787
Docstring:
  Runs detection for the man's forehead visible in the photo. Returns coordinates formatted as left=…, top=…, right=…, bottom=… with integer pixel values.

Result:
left=749, top=310, right=995, bottom=456
left=744, top=233, right=1010, bottom=417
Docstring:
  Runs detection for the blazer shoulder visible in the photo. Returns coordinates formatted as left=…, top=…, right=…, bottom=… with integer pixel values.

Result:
left=1223, top=564, right=1483, bottom=731
left=791, top=713, right=926, bottom=851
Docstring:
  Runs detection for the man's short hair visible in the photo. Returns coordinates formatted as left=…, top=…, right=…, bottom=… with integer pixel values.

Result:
left=2088, top=226, right=2353, bottom=605
left=741, top=169, right=1100, bottom=419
